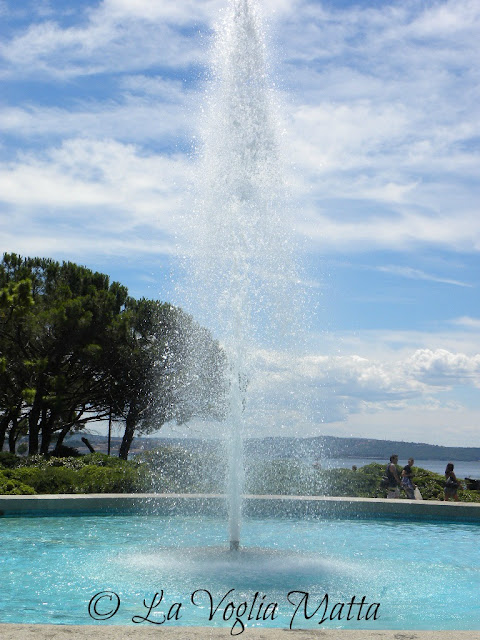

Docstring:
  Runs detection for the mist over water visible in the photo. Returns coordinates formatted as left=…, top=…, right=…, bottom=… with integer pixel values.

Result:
left=177, top=0, right=304, bottom=548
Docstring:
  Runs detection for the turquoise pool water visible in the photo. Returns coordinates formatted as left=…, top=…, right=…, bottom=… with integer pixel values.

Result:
left=1, top=514, right=479, bottom=630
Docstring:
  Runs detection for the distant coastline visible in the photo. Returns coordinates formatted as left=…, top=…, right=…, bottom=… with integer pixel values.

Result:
left=67, top=433, right=480, bottom=463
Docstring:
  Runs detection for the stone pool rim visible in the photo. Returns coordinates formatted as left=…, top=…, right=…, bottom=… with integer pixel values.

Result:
left=1, top=626, right=480, bottom=640
left=1, top=493, right=479, bottom=521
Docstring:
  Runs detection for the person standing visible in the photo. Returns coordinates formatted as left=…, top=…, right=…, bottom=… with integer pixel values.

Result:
left=444, top=463, right=460, bottom=501
left=401, top=458, right=416, bottom=499
left=386, top=454, right=401, bottom=499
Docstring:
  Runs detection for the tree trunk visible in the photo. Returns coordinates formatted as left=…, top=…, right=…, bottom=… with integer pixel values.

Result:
left=3, top=404, right=22, bottom=453
left=40, top=408, right=54, bottom=455
left=0, top=414, right=10, bottom=451
left=119, top=408, right=137, bottom=460
left=28, top=397, right=42, bottom=455
left=81, top=437, right=96, bottom=453
left=55, top=423, right=72, bottom=450
left=8, top=412, right=19, bottom=453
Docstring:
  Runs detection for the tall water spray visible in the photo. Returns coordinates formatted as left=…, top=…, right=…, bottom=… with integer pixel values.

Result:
left=182, top=0, right=299, bottom=551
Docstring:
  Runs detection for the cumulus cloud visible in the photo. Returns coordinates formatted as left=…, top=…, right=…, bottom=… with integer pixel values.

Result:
left=245, top=345, right=480, bottom=436
left=404, top=349, right=480, bottom=387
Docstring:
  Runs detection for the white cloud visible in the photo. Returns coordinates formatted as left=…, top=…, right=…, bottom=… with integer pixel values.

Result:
left=325, top=406, right=480, bottom=447
left=376, top=265, right=473, bottom=288
left=98, top=0, right=294, bottom=25
left=0, top=138, right=192, bottom=259
left=242, top=340, right=480, bottom=442
left=0, top=226, right=174, bottom=262
left=99, top=0, right=223, bottom=23
left=0, top=1, right=213, bottom=78
left=0, top=138, right=188, bottom=214
left=318, top=328, right=480, bottom=361
left=405, top=348, right=480, bottom=387
left=0, top=94, right=193, bottom=142
left=295, top=203, right=480, bottom=254
left=1, top=0, right=479, bottom=256
left=272, top=0, right=480, bottom=254
left=288, top=101, right=410, bottom=174
left=1, top=0, right=480, bottom=450
left=452, top=316, right=480, bottom=329
left=410, top=0, right=480, bottom=37
left=120, top=75, right=188, bottom=100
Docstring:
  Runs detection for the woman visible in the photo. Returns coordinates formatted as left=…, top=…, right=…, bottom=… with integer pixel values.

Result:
left=385, top=454, right=401, bottom=499
left=401, top=458, right=416, bottom=499
left=444, top=463, right=460, bottom=501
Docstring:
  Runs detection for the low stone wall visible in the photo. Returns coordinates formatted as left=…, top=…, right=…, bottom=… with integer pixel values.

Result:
left=1, top=493, right=480, bottom=521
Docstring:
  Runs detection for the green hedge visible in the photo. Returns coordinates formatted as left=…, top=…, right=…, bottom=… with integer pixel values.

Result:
left=0, top=452, right=21, bottom=469
left=140, top=448, right=226, bottom=494
left=0, top=453, right=149, bottom=494
left=0, top=472, right=36, bottom=494
left=316, top=462, right=480, bottom=502
left=1, top=450, right=479, bottom=501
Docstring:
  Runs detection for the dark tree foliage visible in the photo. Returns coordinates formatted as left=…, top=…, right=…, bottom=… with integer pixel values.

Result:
left=0, top=253, right=129, bottom=454
left=107, top=298, right=227, bottom=459
left=0, top=253, right=226, bottom=459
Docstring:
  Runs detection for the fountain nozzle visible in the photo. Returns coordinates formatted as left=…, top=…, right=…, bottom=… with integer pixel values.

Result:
left=230, top=540, right=240, bottom=551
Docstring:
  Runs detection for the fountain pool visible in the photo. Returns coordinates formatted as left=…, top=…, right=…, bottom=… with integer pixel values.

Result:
left=2, top=2, right=478, bottom=637
left=1, top=511, right=479, bottom=630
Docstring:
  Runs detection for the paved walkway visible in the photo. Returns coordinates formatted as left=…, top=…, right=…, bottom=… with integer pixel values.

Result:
left=1, top=626, right=480, bottom=640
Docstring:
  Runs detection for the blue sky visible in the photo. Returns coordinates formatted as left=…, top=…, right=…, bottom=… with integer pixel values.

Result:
left=1, top=0, right=480, bottom=447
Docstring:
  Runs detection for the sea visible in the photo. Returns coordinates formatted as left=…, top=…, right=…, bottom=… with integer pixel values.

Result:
left=318, top=457, right=480, bottom=479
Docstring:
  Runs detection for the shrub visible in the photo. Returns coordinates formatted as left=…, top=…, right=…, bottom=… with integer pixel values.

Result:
left=0, top=452, right=22, bottom=469
left=459, top=489, right=480, bottom=502
left=245, top=459, right=318, bottom=495
left=18, top=455, right=85, bottom=471
left=8, top=466, right=77, bottom=493
left=50, top=444, right=81, bottom=457
left=17, top=443, right=28, bottom=455
left=0, top=470, right=36, bottom=494
left=82, top=452, right=138, bottom=468
left=74, top=465, right=147, bottom=493
left=319, top=465, right=382, bottom=498
left=1, top=449, right=478, bottom=502
left=0, top=452, right=150, bottom=495
left=411, top=468, right=445, bottom=500
left=138, top=447, right=225, bottom=493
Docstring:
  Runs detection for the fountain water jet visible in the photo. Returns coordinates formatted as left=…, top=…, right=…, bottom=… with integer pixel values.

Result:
left=180, top=0, right=300, bottom=551
left=1, top=5, right=479, bottom=632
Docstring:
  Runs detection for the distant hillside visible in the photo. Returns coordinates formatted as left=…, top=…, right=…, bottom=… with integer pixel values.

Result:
left=317, top=435, right=480, bottom=462
left=69, top=433, right=480, bottom=462
left=244, top=436, right=480, bottom=461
